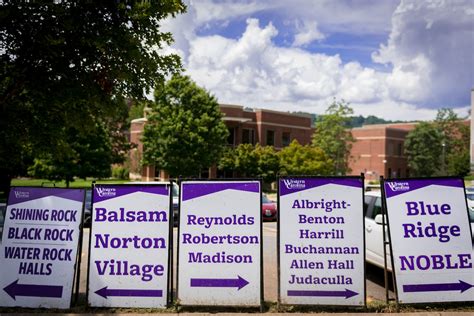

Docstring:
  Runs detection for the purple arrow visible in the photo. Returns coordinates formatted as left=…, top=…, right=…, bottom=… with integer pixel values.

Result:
left=3, top=279, right=62, bottom=300
left=288, top=289, right=358, bottom=299
left=190, top=275, right=249, bottom=290
left=403, top=280, right=473, bottom=293
left=95, top=287, right=163, bottom=299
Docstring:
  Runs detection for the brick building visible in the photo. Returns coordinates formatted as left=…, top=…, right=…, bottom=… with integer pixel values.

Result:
left=129, top=104, right=313, bottom=181
left=349, top=123, right=417, bottom=181
left=130, top=101, right=470, bottom=182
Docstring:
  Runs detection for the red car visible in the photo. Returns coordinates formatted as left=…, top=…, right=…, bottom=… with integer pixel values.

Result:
left=262, top=193, right=277, bottom=221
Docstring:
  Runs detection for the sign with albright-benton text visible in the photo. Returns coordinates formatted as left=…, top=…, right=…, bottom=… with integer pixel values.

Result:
left=278, top=177, right=365, bottom=306
left=383, top=178, right=473, bottom=304
left=177, top=180, right=262, bottom=306
left=0, top=187, right=84, bottom=308
left=88, top=184, right=172, bottom=308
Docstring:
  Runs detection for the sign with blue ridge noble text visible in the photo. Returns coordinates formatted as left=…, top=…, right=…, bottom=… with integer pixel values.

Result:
left=0, top=187, right=84, bottom=308
left=177, top=180, right=262, bottom=307
left=278, top=177, right=365, bottom=306
left=88, top=184, right=171, bottom=308
left=383, top=178, right=473, bottom=304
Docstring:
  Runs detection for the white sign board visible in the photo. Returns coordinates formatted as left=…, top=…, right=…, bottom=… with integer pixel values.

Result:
left=178, top=180, right=262, bottom=306
left=0, top=187, right=84, bottom=308
left=278, top=177, right=365, bottom=306
left=88, top=184, right=171, bottom=308
left=383, top=178, right=474, bottom=304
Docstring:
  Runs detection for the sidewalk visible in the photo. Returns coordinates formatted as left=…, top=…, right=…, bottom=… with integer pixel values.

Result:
left=0, top=313, right=473, bottom=316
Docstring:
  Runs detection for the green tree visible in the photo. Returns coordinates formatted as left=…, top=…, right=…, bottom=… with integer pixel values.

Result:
left=279, top=140, right=334, bottom=175
left=0, top=1, right=185, bottom=191
left=218, top=144, right=280, bottom=184
left=233, top=144, right=259, bottom=177
left=142, top=74, right=229, bottom=177
left=312, top=99, right=355, bottom=175
left=27, top=123, right=114, bottom=187
left=434, top=108, right=470, bottom=176
left=255, top=145, right=280, bottom=184
left=404, top=122, right=444, bottom=177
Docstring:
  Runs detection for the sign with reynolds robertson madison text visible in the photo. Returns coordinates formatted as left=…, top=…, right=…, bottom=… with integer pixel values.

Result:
left=383, top=178, right=473, bottom=304
left=0, top=187, right=84, bottom=308
left=88, top=184, right=171, bottom=308
left=278, top=177, right=365, bottom=306
left=178, top=180, right=262, bottom=306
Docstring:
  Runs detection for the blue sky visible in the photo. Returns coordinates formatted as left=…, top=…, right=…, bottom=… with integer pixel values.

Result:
left=163, top=0, right=474, bottom=121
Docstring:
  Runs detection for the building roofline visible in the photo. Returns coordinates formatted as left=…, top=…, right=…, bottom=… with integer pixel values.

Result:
left=352, top=122, right=419, bottom=130
left=131, top=118, right=148, bottom=123
left=219, top=103, right=312, bottom=119
left=219, top=104, right=244, bottom=110
left=254, top=107, right=313, bottom=119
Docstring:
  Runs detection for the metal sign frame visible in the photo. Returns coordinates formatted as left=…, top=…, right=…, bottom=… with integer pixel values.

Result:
left=176, top=178, right=263, bottom=310
left=381, top=176, right=474, bottom=305
left=277, top=175, right=367, bottom=308
left=86, top=182, right=173, bottom=308
left=0, top=186, right=85, bottom=309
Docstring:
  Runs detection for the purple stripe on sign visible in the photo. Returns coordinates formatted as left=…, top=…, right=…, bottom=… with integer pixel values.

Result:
left=93, top=185, right=170, bottom=203
left=8, top=187, right=85, bottom=205
left=279, top=178, right=362, bottom=196
left=384, top=178, right=463, bottom=198
left=3, top=280, right=63, bottom=300
left=182, top=182, right=260, bottom=201
left=95, top=286, right=163, bottom=298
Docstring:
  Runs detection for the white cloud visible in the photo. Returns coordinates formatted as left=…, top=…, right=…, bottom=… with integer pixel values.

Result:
left=292, top=20, right=325, bottom=47
left=373, top=0, right=474, bottom=107
left=186, top=19, right=387, bottom=109
left=161, top=0, right=473, bottom=121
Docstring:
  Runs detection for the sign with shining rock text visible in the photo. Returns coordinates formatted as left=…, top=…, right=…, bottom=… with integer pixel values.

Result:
left=0, top=187, right=84, bottom=308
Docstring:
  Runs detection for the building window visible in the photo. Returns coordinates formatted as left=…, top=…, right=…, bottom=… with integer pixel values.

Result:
left=227, top=127, right=235, bottom=146
left=282, top=132, right=291, bottom=147
left=266, top=130, right=275, bottom=146
left=388, top=142, right=394, bottom=155
left=397, top=143, right=403, bottom=156
left=242, top=128, right=255, bottom=144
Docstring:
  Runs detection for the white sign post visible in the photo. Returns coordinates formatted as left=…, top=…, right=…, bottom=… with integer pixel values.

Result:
left=278, top=177, right=365, bottom=306
left=87, top=184, right=172, bottom=308
left=383, top=178, right=474, bottom=304
left=177, top=180, right=262, bottom=307
left=0, top=187, right=84, bottom=308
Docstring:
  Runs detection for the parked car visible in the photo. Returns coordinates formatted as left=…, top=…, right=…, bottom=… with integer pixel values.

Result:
left=262, top=193, right=277, bottom=221
left=464, top=191, right=474, bottom=240
left=83, top=189, right=92, bottom=227
left=364, top=191, right=392, bottom=271
left=365, top=189, right=474, bottom=271
left=172, top=182, right=179, bottom=226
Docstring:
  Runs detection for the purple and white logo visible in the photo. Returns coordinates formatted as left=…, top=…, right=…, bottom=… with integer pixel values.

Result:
left=387, top=182, right=410, bottom=192
left=13, top=190, right=30, bottom=199
left=95, top=187, right=116, bottom=198
left=283, top=179, right=306, bottom=190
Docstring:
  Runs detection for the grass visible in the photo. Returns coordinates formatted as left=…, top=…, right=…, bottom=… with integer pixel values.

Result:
left=0, top=178, right=131, bottom=201
left=10, top=178, right=131, bottom=188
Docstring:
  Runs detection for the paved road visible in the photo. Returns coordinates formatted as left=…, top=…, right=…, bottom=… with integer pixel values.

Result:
left=79, top=223, right=394, bottom=303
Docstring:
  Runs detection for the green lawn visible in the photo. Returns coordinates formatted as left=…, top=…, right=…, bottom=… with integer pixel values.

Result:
left=10, top=178, right=130, bottom=188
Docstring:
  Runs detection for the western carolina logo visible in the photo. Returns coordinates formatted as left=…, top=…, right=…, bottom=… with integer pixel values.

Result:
left=283, top=179, right=306, bottom=190
left=96, top=187, right=116, bottom=198
left=14, top=190, right=30, bottom=199
left=387, top=182, right=410, bottom=192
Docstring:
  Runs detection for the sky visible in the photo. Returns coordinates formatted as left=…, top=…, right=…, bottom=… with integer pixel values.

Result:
left=162, top=0, right=474, bottom=121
